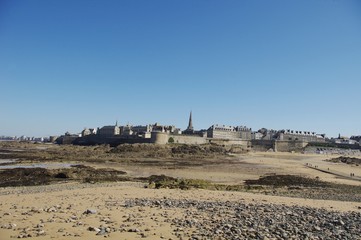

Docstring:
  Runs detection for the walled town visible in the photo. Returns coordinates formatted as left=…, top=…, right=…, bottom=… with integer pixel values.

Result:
left=53, top=112, right=361, bottom=154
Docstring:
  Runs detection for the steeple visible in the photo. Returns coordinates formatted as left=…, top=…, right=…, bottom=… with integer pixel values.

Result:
left=187, top=111, right=193, bottom=131
left=115, top=120, right=118, bottom=126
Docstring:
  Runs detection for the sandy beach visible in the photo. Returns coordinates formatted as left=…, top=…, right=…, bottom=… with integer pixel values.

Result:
left=0, top=181, right=360, bottom=239
left=0, top=143, right=361, bottom=239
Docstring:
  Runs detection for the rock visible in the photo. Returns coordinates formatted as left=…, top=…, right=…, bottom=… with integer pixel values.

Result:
left=10, top=223, right=17, bottom=229
left=84, top=209, right=97, bottom=214
left=88, top=226, right=100, bottom=232
left=314, top=226, right=321, bottom=231
left=36, top=223, right=44, bottom=228
left=96, top=228, right=107, bottom=235
left=36, top=230, right=45, bottom=236
left=47, top=207, right=57, bottom=212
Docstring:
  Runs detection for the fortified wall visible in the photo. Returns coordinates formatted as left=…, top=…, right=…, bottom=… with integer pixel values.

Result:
left=150, top=132, right=207, bottom=145
left=250, top=139, right=308, bottom=152
left=150, top=132, right=251, bottom=152
left=274, top=140, right=308, bottom=152
left=69, top=131, right=309, bottom=153
left=251, top=140, right=274, bottom=151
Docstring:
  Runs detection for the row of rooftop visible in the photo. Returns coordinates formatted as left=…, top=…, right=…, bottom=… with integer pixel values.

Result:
left=3, top=113, right=359, bottom=145
left=66, top=112, right=329, bottom=143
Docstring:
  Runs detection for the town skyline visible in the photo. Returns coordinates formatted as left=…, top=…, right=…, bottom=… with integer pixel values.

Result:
left=1, top=1, right=361, bottom=138
left=1, top=111, right=360, bottom=140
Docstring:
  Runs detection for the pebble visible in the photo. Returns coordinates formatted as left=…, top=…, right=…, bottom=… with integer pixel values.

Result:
left=96, top=227, right=107, bottom=235
left=83, top=209, right=97, bottom=214
left=88, top=226, right=100, bottom=232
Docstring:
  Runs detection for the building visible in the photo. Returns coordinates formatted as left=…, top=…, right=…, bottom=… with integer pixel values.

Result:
left=120, top=124, right=133, bottom=136
left=252, top=131, right=264, bottom=140
left=120, top=124, right=153, bottom=138
left=81, top=128, right=97, bottom=137
left=207, top=124, right=252, bottom=140
left=182, top=111, right=194, bottom=135
left=132, top=124, right=153, bottom=138
left=56, top=132, right=81, bottom=144
left=351, top=135, right=361, bottom=143
left=278, top=129, right=325, bottom=142
left=152, top=122, right=180, bottom=134
left=254, top=128, right=279, bottom=140
left=331, top=135, right=358, bottom=145
left=97, top=121, right=120, bottom=137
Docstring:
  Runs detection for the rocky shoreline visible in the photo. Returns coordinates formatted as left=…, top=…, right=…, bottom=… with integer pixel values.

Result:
left=125, top=198, right=361, bottom=240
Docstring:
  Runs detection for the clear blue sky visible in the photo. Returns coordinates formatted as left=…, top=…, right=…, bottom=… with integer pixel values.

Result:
left=1, top=0, right=361, bottom=138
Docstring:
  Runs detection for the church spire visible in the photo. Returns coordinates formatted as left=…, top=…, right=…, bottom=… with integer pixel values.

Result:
left=187, top=111, right=193, bottom=130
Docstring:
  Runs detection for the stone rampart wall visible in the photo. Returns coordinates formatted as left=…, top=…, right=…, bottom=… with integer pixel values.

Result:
left=150, top=132, right=169, bottom=144
left=274, top=140, right=308, bottom=152
left=251, top=140, right=274, bottom=151
left=71, top=132, right=309, bottom=152
left=151, top=132, right=207, bottom=144
left=170, top=135, right=207, bottom=144
left=207, top=139, right=251, bottom=152
left=208, top=138, right=249, bottom=146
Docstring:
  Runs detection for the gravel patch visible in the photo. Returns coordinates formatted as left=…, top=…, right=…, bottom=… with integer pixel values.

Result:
left=125, top=198, right=361, bottom=240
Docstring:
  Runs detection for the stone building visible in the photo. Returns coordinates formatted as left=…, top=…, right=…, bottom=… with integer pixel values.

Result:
left=332, top=135, right=358, bottom=145
left=252, top=132, right=264, bottom=140
left=81, top=128, right=97, bottom=137
left=351, top=135, right=361, bottom=143
left=182, top=111, right=194, bottom=135
left=255, top=128, right=279, bottom=140
left=120, top=124, right=133, bottom=136
left=132, top=124, right=153, bottom=138
left=120, top=124, right=153, bottom=138
left=207, top=124, right=252, bottom=140
left=278, top=129, right=325, bottom=142
left=181, top=111, right=207, bottom=137
left=97, top=121, right=120, bottom=137
left=152, top=123, right=180, bottom=134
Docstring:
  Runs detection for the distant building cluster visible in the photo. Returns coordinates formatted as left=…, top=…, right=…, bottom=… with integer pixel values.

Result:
left=351, top=135, right=361, bottom=142
left=251, top=128, right=325, bottom=142
left=55, top=112, right=334, bottom=146
left=331, top=134, right=359, bottom=145
left=81, top=122, right=181, bottom=139
left=0, top=135, right=49, bottom=142
left=5, top=112, right=361, bottom=149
